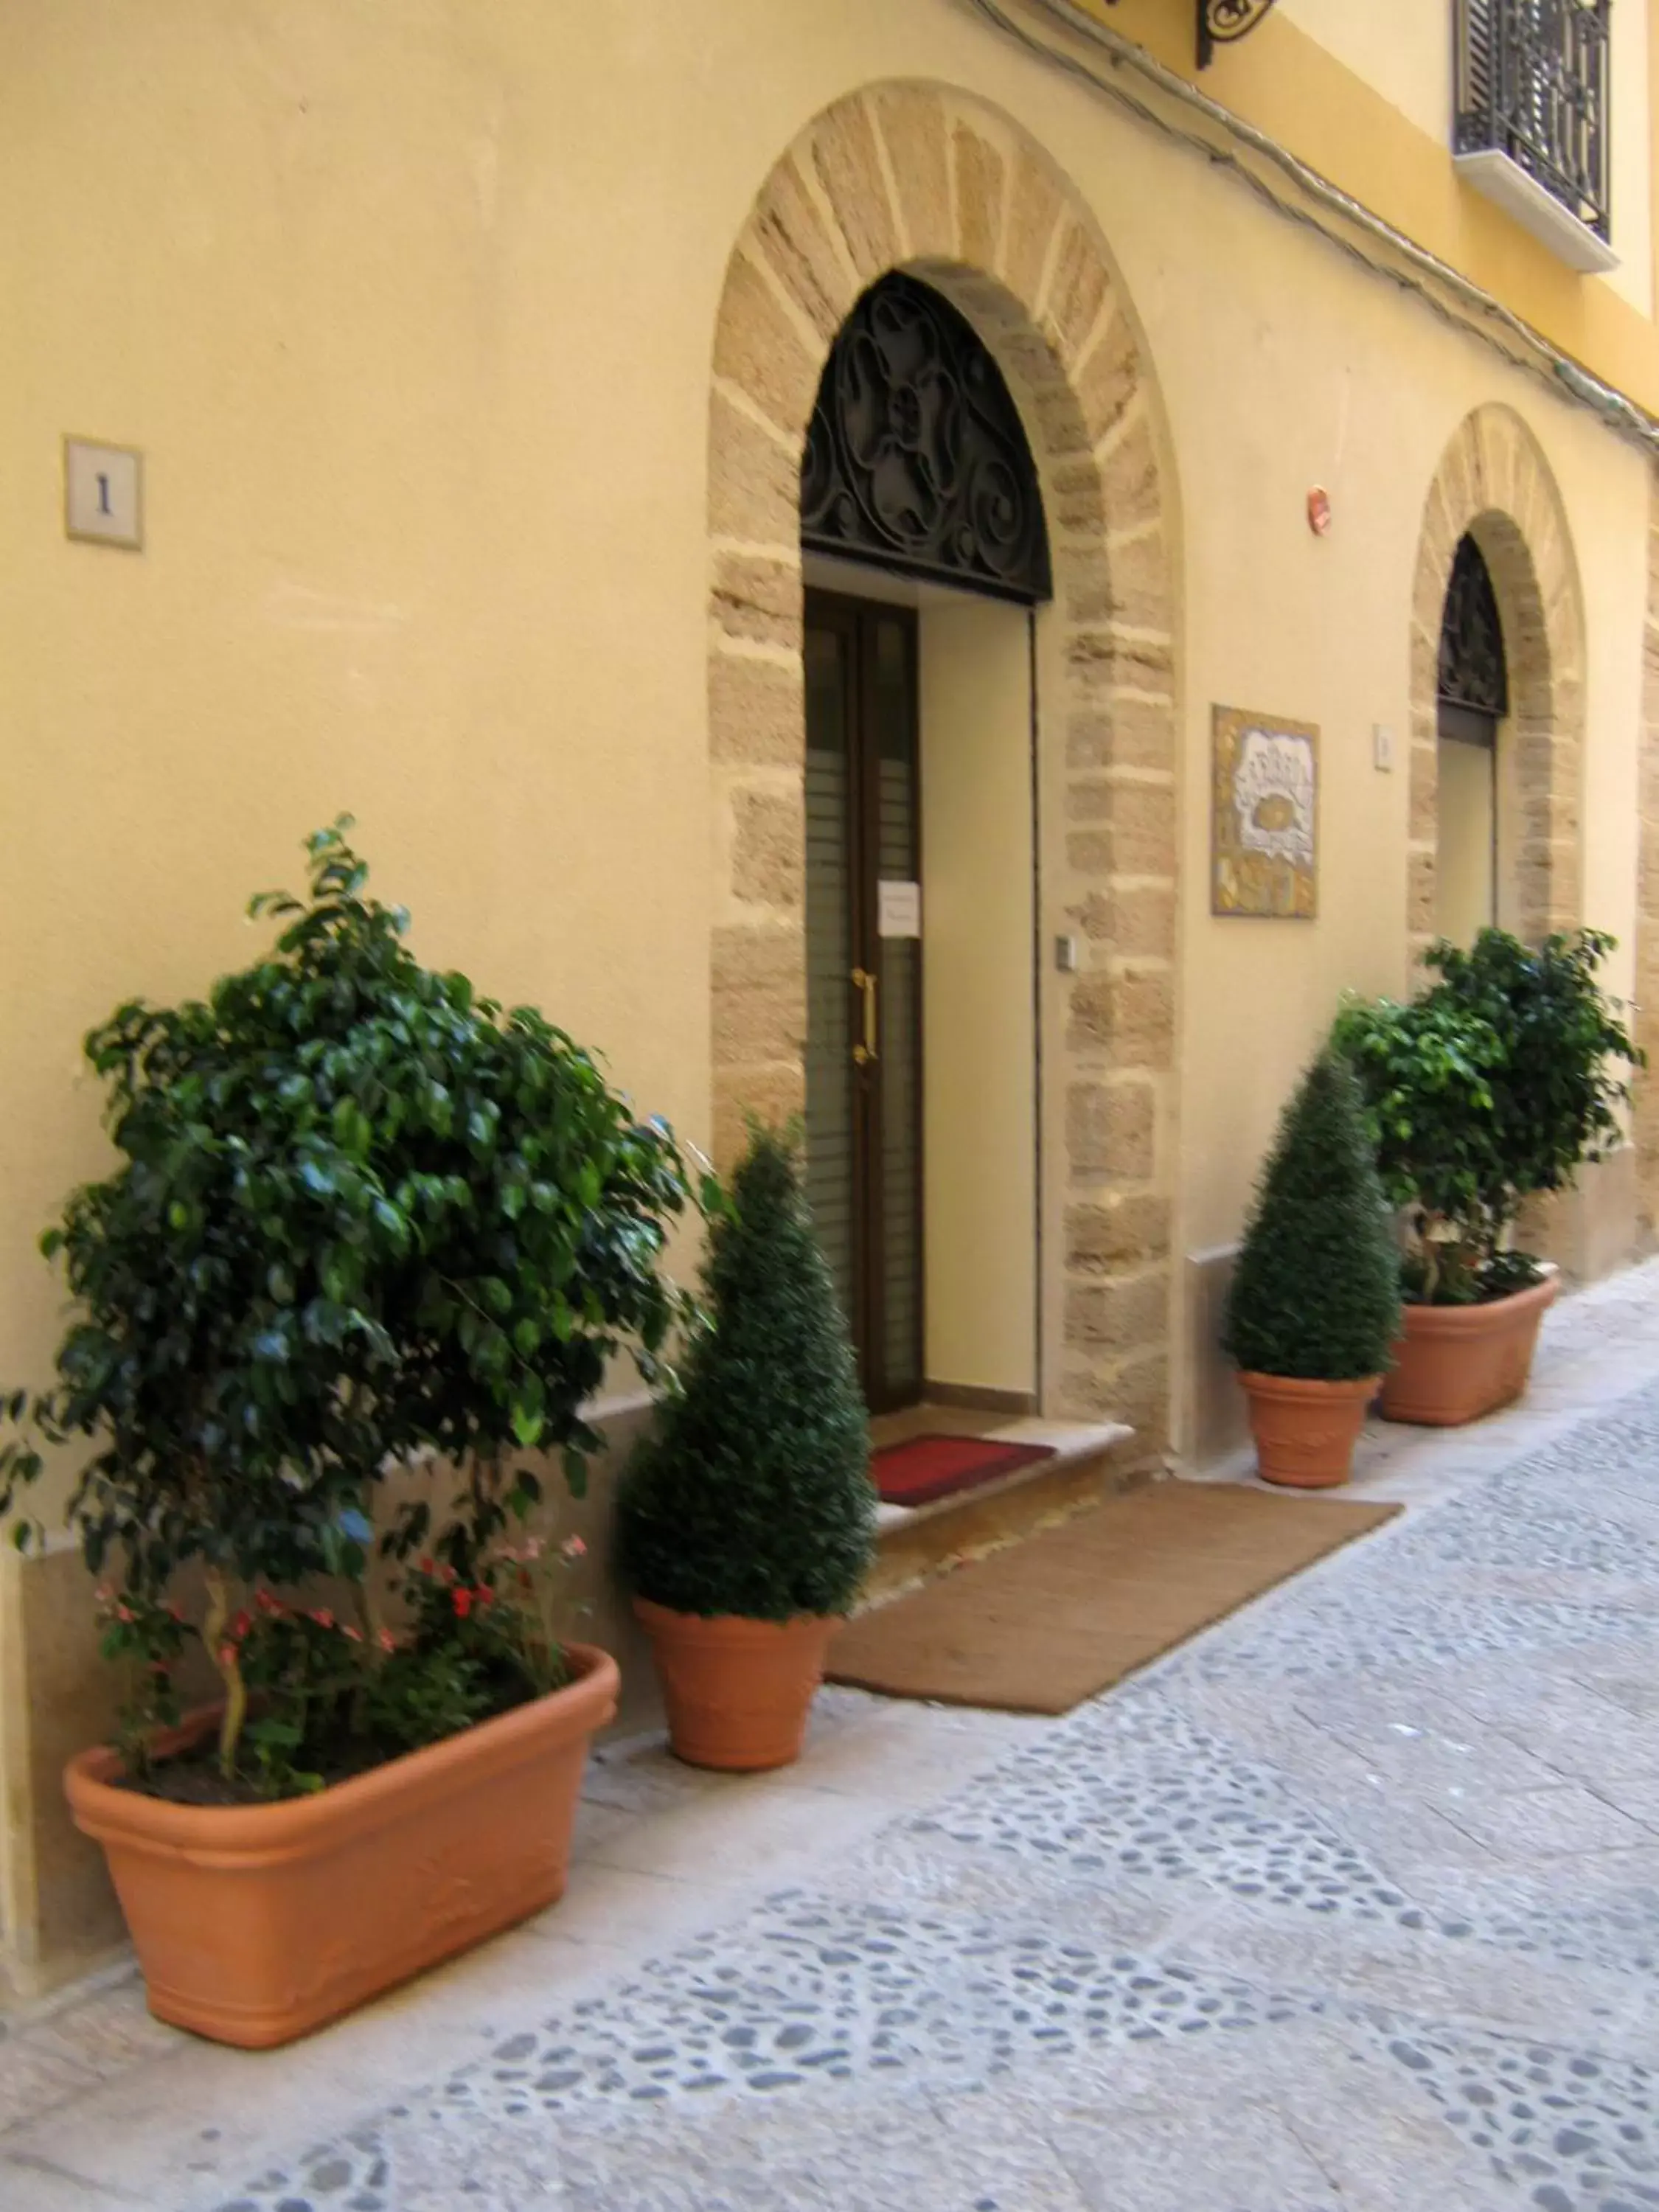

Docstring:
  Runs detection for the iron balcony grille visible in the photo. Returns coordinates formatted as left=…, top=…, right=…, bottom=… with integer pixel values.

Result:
left=1455, top=0, right=1611, bottom=243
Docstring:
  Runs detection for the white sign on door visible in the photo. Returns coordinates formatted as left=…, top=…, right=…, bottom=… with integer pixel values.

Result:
left=877, top=880, right=922, bottom=939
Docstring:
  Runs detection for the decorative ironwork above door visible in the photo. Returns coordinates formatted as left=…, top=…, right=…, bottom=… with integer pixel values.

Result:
left=800, top=272, right=1052, bottom=605
left=1438, top=534, right=1509, bottom=719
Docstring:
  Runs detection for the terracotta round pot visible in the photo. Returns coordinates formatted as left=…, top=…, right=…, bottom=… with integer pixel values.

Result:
left=1378, top=1272, right=1558, bottom=1426
left=63, top=1644, right=619, bottom=2048
left=1237, top=1371, right=1380, bottom=1489
left=633, top=1597, right=835, bottom=1772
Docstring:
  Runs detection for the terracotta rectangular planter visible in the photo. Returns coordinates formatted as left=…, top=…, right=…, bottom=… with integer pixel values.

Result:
left=63, top=1643, right=619, bottom=2048
left=1377, top=1273, right=1558, bottom=1427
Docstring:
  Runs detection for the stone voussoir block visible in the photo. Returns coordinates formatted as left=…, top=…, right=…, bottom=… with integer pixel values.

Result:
left=1045, top=217, right=1110, bottom=363
left=1066, top=1193, right=1172, bottom=1273
left=1068, top=967, right=1175, bottom=1069
left=731, top=787, right=805, bottom=909
left=1077, top=883, right=1175, bottom=959
left=1407, top=849, right=1436, bottom=937
left=1065, top=1078, right=1156, bottom=1182
left=712, top=552, right=801, bottom=652
left=810, top=100, right=902, bottom=282
left=751, top=159, right=858, bottom=342
left=709, top=651, right=806, bottom=768
left=709, top=388, right=801, bottom=547
left=870, top=86, right=953, bottom=257
left=1077, top=308, right=1138, bottom=449
left=712, top=254, right=821, bottom=440
left=1099, top=410, right=1161, bottom=529
left=952, top=122, right=1007, bottom=274
left=1003, top=148, right=1065, bottom=313
left=1102, top=527, right=1170, bottom=633
left=1066, top=696, right=1175, bottom=776
left=1098, top=780, right=1177, bottom=878
left=1064, top=1269, right=1170, bottom=1355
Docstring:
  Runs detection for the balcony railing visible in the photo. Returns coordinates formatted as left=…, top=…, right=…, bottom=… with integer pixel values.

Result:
left=1455, top=0, right=1611, bottom=243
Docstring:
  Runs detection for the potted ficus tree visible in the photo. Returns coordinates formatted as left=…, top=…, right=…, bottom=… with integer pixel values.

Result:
left=1334, top=928, right=1641, bottom=1426
left=0, top=820, right=700, bottom=2048
left=616, top=1124, right=876, bottom=1770
left=1222, top=1049, right=1401, bottom=1488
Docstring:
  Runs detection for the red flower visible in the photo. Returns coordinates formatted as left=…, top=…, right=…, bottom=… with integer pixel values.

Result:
left=417, top=1556, right=437, bottom=1578
left=310, top=1608, right=335, bottom=1631
left=255, top=1589, right=283, bottom=1616
left=452, top=1587, right=474, bottom=1620
left=231, top=1610, right=252, bottom=1641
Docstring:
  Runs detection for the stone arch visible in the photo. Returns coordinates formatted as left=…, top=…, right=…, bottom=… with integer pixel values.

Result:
left=1408, top=404, right=1585, bottom=960
left=705, top=82, right=1179, bottom=1443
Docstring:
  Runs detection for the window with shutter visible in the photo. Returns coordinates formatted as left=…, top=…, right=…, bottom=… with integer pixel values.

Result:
left=1453, top=0, right=1611, bottom=248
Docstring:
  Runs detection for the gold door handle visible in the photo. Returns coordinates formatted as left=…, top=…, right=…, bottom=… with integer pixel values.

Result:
left=852, top=966, right=879, bottom=1065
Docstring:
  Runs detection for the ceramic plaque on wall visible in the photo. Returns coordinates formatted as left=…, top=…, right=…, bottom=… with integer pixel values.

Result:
left=1211, top=706, right=1318, bottom=919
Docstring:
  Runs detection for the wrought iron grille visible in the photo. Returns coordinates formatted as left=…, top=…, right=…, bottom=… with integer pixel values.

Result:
left=1439, top=535, right=1509, bottom=720
left=1455, top=0, right=1611, bottom=242
left=800, top=272, right=1051, bottom=605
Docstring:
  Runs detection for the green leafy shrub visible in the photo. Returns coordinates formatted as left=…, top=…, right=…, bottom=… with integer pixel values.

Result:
left=1333, top=928, right=1641, bottom=1304
left=0, top=819, right=696, bottom=1794
left=1223, top=1050, right=1401, bottom=1381
left=616, top=1124, right=875, bottom=1621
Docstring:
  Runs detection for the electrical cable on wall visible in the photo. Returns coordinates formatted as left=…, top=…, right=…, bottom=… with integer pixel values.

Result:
left=956, top=0, right=1659, bottom=457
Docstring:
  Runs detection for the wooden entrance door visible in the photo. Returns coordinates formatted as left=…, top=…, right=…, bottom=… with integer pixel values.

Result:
left=803, top=591, right=923, bottom=1413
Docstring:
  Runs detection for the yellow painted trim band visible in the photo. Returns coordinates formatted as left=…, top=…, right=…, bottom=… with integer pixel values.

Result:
left=1073, top=0, right=1659, bottom=417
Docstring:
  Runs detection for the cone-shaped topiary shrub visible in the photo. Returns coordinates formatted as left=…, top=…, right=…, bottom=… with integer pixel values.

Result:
left=1222, top=1049, right=1401, bottom=1381
left=616, top=1124, right=875, bottom=1621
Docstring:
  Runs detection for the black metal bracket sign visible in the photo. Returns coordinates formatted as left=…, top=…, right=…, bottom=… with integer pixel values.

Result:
left=1197, top=0, right=1281, bottom=69
left=1100, top=0, right=1281, bottom=71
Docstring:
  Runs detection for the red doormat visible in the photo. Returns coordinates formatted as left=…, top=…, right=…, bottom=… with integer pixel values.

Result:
left=872, top=1433, right=1055, bottom=1509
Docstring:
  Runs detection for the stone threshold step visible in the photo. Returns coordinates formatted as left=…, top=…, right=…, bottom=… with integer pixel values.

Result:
left=872, top=1416, right=1134, bottom=1533
left=861, top=1413, right=1138, bottom=1610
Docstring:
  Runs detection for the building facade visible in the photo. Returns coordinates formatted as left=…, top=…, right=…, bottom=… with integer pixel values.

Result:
left=4, top=0, right=1659, bottom=1992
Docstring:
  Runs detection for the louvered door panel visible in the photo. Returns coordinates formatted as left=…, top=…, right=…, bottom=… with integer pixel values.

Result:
left=803, top=626, right=858, bottom=1336
left=803, top=592, right=924, bottom=1412
left=872, top=617, right=922, bottom=1407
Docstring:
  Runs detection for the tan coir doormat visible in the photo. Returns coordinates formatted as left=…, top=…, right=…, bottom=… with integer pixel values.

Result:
left=827, top=1481, right=1400, bottom=1714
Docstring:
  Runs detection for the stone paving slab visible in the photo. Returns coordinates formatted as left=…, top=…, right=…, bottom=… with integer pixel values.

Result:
left=7, top=1261, right=1659, bottom=2210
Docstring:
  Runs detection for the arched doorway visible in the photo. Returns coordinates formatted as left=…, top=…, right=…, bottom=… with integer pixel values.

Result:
left=1408, top=405, right=1585, bottom=964
left=1434, top=533, right=1509, bottom=945
left=799, top=271, right=1052, bottom=1410
left=704, top=84, right=1180, bottom=1447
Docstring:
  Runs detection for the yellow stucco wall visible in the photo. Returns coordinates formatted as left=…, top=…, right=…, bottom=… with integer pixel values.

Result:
left=1276, top=0, right=1453, bottom=143
left=1, top=0, right=1655, bottom=1977
left=1077, top=0, right=1659, bottom=408
left=1275, top=0, right=1653, bottom=321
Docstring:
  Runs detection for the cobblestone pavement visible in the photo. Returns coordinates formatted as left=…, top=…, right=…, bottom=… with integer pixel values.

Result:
left=6, top=1263, right=1659, bottom=2211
